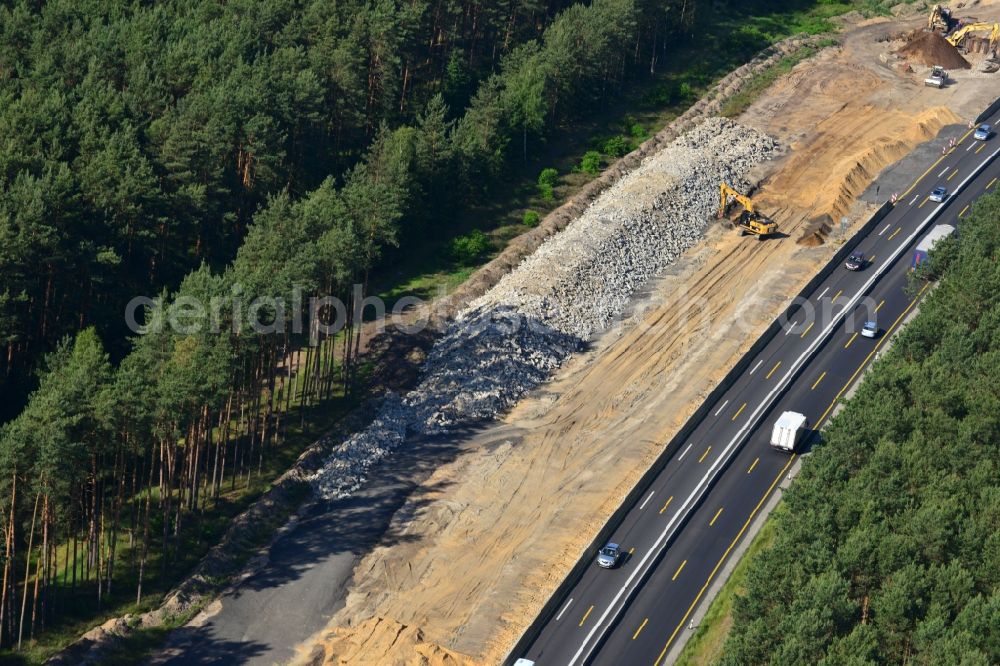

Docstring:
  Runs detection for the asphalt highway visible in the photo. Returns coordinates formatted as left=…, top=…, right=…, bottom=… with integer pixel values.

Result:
left=519, top=107, right=1000, bottom=666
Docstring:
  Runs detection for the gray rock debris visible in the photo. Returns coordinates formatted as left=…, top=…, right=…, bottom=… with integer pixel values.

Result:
left=311, top=117, right=777, bottom=499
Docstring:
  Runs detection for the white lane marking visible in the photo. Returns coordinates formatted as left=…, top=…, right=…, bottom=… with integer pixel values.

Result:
left=880, top=223, right=892, bottom=234
left=818, top=286, right=830, bottom=299
left=565, top=144, right=1000, bottom=666
left=677, top=443, right=694, bottom=461
left=784, top=322, right=796, bottom=335
left=938, top=166, right=950, bottom=176
left=967, top=141, right=976, bottom=152
left=749, top=359, right=764, bottom=375
left=713, top=399, right=729, bottom=417
left=556, top=598, right=574, bottom=622
left=639, top=491, right=655, bottom=510
left=908, top=195, right=918, bottom=206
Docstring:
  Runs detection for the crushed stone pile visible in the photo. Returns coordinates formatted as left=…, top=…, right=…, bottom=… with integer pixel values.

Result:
left=311, top=117, right=778, bottom=499
left=896, top=29, right=971, bottom=69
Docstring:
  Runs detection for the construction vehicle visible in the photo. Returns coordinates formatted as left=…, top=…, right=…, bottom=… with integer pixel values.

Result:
left=928, top=4, right=955, bottom=32
left=946, top=22, right=1000, bottom=49
left=717, top=183, right=778, bottom=239
left=924, top=65, right=948, bottom=87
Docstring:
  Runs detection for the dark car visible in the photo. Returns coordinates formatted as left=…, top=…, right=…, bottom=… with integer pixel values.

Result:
left=845, top=253, right=866, bottom=271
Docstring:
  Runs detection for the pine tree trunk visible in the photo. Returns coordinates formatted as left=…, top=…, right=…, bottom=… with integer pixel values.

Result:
left=30, top=494, right=48, bottom=639
left=17, top=492, right=39, bottom=650
left=0, top=472, right=16, bottom=647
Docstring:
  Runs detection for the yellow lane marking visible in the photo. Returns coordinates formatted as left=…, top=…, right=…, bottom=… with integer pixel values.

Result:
left=845, top=332, right=858, bottom=349
left=889, top=227, right=902, bottom=239
left=672, top=560, right=687, bottom=581
left=709, top=507, right=724, bottom=526
left=653, top=455, right=796, bottom=665
left=947, top=169, right=958, bottom=181
left=629, top=547, right=635, bottom=555
left=900, top=154, right=945, bottom=198
left=800, top=321, right=814, bottom=338
left=874, top=299, right=885, bottom=313
left=697, top=446, right=712, bottom=463
left=976, top=142, right=986, bottom=154
left=831, top=289, right=843, bottom=303
left=747, top=457, right=759, bottom=474
left=632, top=618, right=649, bottom=640
left=959, top=204, right=970, bottom=218
left=731, top=402, right=747, bottom=421
left=765, top=361, right=781, bottom=379
left=813, top=287, right=927, bottom=428
left=659, top=495, right=674, bottom=514
left=956, top=125, right=976, bottom=146
left=988, top=177, right=998, bottom=190
left=653, top=284, right=941, bottom=666
left=811, top=371, right=827, bottom=390
left=579, top=605, right=594, bottom=627
left=918, top=197, right=929, bottom=209
left=868, top=255, right=876, bottom=263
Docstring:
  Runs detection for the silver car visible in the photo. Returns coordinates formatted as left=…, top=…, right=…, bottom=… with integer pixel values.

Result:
left=596, top=543, right=622, bottom=568
left=861, top=321, right=878, bottom=338
left=929, top=186, right=947, bottom=203
left=974, top=124, right=991, bottom=140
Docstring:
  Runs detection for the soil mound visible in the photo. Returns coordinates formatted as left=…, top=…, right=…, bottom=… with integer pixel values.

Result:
left=797, top=214, right=832, bottom=246
left=299, top=617, right=478, bottom=666
left=896, top=30, right=970, bottom=69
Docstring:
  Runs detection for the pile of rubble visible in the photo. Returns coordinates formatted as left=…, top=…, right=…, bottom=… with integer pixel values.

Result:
left=311, top=117, right=778, bottom=499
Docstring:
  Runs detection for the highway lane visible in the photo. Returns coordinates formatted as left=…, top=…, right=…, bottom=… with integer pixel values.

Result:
left=518, top=107, right=1000, bottom=666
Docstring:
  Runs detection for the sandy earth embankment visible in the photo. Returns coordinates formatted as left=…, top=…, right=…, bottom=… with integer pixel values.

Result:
left=294, top=8, right=1000, bottom=665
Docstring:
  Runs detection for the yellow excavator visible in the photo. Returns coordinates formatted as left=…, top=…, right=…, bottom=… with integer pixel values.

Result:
left=718, top=183, right=778, bottom=239
left=928, top=4, right=954, bottom=32
left=946, top=22, right=1000, bottom=49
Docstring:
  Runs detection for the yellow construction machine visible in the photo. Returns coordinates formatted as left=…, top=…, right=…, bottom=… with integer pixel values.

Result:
left=718, top=183, right=778, bottom=239
left=928, top=4, right=954, bottom=32
left=946, top=22, right=1000, bottom=49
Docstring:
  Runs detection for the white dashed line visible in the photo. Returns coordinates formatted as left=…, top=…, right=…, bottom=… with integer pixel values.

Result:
left=639, top=491, right=655, bottom=510
left=880, top=223, right=892, bottom=234
left=749, top=359, right=763, bottom=375
left=938, top=166, right=950, bottom=177
left=818, top=286, right=829, bottom=299
left=677, top=443, right=694, bottom=461
left=556, top=598, right=574, bottom=622
left=908, top=195, right=918, bottom=206
left=565, top=142, right=1000, bottom=666
left=713, top=400, right=729, bottom=417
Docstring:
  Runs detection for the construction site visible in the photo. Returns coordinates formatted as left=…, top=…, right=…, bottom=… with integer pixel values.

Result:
left=146, top=3, right=1000, bottom=665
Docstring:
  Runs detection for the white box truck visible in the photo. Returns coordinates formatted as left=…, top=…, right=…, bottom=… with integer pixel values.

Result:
left=770, top=411, right=809, bottom=452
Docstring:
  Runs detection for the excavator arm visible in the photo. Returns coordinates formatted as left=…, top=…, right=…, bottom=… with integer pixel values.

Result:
left=946, top=22, right=1000, bottom=47
left=718, top=183, right=756, bottom=217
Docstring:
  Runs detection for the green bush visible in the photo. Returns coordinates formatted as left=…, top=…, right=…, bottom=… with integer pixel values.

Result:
left=537, top=167, right=559, bottom=188
left=579, top=150, right=602, bottom=175
left=678, top=81, right=697, bottom=104
left=603, top=135, right=633, bottom=158
left=523, top=210, right=540, bottom=227
left=538, top=183, right=555, bottom=201
left=449, top=229, right=490, bottom=265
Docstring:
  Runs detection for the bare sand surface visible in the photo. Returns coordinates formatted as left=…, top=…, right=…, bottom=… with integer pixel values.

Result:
left=294, top=7, right=1000, bottom=665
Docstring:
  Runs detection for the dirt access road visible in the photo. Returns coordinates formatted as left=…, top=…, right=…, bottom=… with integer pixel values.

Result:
left=170, top=6, right=1000, bottom=666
